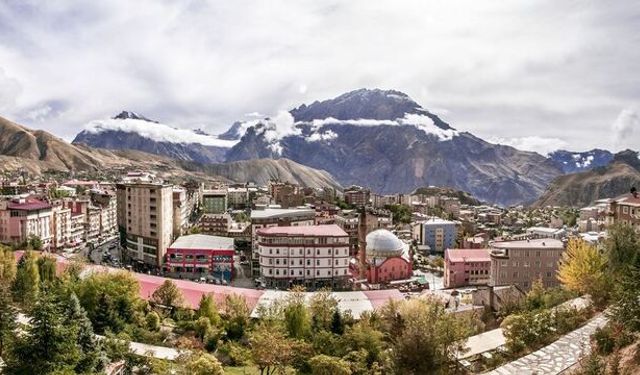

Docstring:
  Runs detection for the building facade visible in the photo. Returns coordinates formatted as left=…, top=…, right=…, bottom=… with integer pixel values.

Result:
left=117, top=182, right=174, bottom=268
left=202, top=188, right=227, bottom=214
left=257, top=224, right=350, bottom=289
left=489, top=238, right=564, bottom=290
left=444, top=248, right=491, bottom=288
left=0, top=197, right=53, bottom=249
left=163, top=234, right=235, bottom=282
left=414, top=218, right=458, bottom=253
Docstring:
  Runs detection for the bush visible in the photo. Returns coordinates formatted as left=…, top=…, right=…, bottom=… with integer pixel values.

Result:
left=217, top=341, right=251, bottom=366
left=592, top=326, right=616, bottom=355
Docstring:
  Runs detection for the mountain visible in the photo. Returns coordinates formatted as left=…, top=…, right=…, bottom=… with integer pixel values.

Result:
left=547, top=149, right=613, bottom=173
left=225, top=88, right=563, bottom=206
left=72, top=112, right=238, bottom=163
left=0, top=116, right=342, bottom=190
left=179, top=158, right=342, bottom=190
left=411, top=186, right=482, bottom=206
left=534, top=150, right=640, bottom=207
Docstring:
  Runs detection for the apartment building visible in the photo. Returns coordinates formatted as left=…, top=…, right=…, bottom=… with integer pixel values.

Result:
left=164, top=234, right=235, bottom=282
left=413, top=218, right=458, bottom=253
left=257, top=224, right=350, bottom=289
left=172, top=188, right=190, bottom=237
left=344, top=186, right=370, bottom=207
left=0, top=196, right=53, bottom=249
left=250, top=208, right=316, bottom=277
left=51, top=203, right=72, bottom=249
left=489, top=238, right=564, bottom=290
left=116, top=182, right=174, bottom=268
left=444, top=248, right=491, bottom=288
left=609, top=190, right=640, bottom=229
left=202, top=188, right=227, bottom=214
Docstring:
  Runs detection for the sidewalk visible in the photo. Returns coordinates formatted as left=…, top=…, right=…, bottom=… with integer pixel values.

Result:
left=484, top=314, right=608, bottom=375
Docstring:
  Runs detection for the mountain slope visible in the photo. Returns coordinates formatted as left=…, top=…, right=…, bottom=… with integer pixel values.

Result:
left=72, top=111, right=236, bottom=163
left=0, top=116, right=343, bottom=190
left=534, top=150, right=640, bottom=207
left=547, top=149, right=613, bottom=173
left=226, top=89, right=563, bottom=206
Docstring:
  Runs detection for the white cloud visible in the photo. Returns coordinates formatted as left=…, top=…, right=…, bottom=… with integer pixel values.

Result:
left=0, top=67, right=21, bottom=112
left=84, top=118, right=239, bottom=148
left=307, top=113, right=459, bottom=141
left=612, top=107, right=640, bottom=150
left=487, top=136, right=569, bottom=155
left=0, top=1, right=638, bottom=151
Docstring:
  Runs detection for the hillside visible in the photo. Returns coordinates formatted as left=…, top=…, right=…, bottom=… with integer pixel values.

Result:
left=533, top=151, right=640, bottom=207
left=0, top=116, right=343, bottom=190
left=411, top=186, right=482, bottom=206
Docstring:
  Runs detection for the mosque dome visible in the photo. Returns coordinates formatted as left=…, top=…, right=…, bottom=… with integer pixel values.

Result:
left=366, top=229, right=405, bottom=258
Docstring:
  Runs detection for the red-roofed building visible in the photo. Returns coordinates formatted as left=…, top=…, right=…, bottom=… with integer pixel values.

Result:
left=0, top=197, right=53, bottom=249
left=256, top=224, right=350, bottom=289
left=444, top=248, right=491, bottom=288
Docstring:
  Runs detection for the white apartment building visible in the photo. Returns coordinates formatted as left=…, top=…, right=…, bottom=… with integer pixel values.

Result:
left=257, top=224, right=350, bottom=289
left=52, top=204, right=72, bottom=249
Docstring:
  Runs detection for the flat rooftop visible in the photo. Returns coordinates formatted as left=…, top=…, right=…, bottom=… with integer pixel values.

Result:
left=169, top=234, right=234, bottom=250
left=491, top=238, right=564, bottom=249
left=250, top=208, right=315, bottom=219
left=446, top=249, right=491, bottom=263
left=258, top=224, right=347, bottom=237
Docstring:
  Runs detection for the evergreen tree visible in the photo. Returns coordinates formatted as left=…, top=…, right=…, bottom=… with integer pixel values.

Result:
left=0, top=245, right=17, bottom=284
left=37, top=255, right=58, bottom=285
left=12, top=250, right=40, bottom=309
left=151, top=279, right=184, bottom=308
left=195, top=293, right=220, bottom=327
left=331, top=309, right=345, bottom=335
left=6, top=290, right=81, bottom=374
left=66, top=293, right=104, bottom=373
left=0, top=285, right=17, bottom=357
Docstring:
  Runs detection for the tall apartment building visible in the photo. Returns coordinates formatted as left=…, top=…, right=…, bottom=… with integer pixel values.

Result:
left=257, top=224, right=350, bottom=289
left=0, top=197, right=53, bottom=249
left=344, top=186, right=370, bottom=207
left=172, top=188, right=190, bottom=237
left=51, top=203, right=72, bottom=249
left=489, top=238, right=564, bottom=290
left=413, top=218, right=458, bottom=253
left=250, top=208, right=316, bottom=277
left=202, top=188, right=227, bottom=214
left=90, top=190, right=118, bottom=239
left=116, top=182, right=174, bottom=268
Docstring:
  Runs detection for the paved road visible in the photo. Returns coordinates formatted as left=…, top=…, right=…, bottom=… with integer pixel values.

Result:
left=485, top=314, right=608, bottom=375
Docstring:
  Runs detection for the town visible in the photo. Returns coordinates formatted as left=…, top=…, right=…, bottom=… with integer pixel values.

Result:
left=0, top=168, right=637, bottom=374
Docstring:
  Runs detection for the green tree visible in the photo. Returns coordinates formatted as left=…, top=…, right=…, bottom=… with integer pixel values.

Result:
left=343, top=319, right=384, bottom=367
left=151, top=280, right=184, bottom=309
left=309, top=289, right=338, bottom=332
left=309, top=354, right=352, bottom=375
left=146, top=311, right=161, bottom=331
left=0, top=285, right=17, bottom=357
left=195, top=293, right=220, bottom=327
left=283, top=287, right=311, bottom=339
left=65, top=293, right=104, bottom=373
left=6, top=290, right=81, bottom=374
left=177, top=351, right=224, bottom=375
left=12, top=250, right=40, bottom=309
left=386, top=298, right=472, bottom=374
left=250, top=323, right=294, bottom=375
left=75, top=271, right=141, bottom=334
left=605, top=223, right=640, bottom=275
left=27, top=235, right=43, bottom=251
left=37, top=255, right=58, bottom=285
left=0, top=245, right=17, bottom=284
left=331, top=309, right=345, bottom=335
left=224, top=294, right=250, bottom=340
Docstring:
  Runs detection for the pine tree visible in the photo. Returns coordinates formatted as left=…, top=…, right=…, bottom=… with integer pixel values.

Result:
left=66, top=293, right=104, bottom=373
left=331, top=309, right=344, bottom=335
left=151, top=279, right=184, bottom=308
left=0, top=285, right=17, bottom=357
left=12, top=250, right=40, bottom=309
left=7, top=290, right=81, bottom=373
left=37, top=255, right=58, bottom=285
left=0, top=245, right=17, bottom=284
left=196, top=294, right=220, bottom=327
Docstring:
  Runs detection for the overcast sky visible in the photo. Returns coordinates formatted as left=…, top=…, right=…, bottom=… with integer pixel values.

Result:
left=0, top=0, right=639, bottom=154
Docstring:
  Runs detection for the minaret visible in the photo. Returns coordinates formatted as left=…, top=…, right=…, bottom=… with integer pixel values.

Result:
left=358, top=206, right=367, bottom=280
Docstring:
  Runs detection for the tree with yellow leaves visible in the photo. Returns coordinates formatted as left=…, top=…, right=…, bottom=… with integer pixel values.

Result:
left=557, top=238, right=610, bottom=307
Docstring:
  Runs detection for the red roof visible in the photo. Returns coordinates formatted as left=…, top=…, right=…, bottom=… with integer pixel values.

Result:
left=7, top=198, right=51, bottom=211
left=362, top=289, right=405, bottom=309
left=257, top=224, right=347, bottom=237
left=134, top=273, right=265, bottom=310
left=446, top=248, right=491, bottom=263
left=614, top=192, right=640, bottom=206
